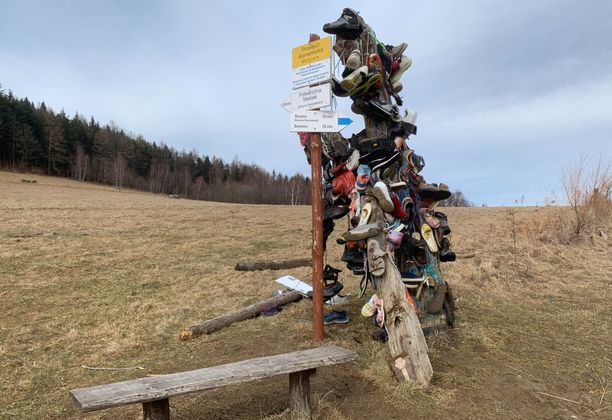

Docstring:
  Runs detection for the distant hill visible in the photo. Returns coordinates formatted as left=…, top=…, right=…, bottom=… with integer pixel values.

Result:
left=0, top=84, right=310, bottom=204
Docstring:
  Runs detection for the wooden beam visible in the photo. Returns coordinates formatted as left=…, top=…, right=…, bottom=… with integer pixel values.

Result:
left=70, top=346, right=357, bottom=412
left=363, top=195, right=433, bottom=387
left=179, top=290, right=302, bottom=340
left=289, top=368, right=315, bottom=419
left=234, top=258, right=312, bottom=271
left=142, top=399, right=169, bottom=420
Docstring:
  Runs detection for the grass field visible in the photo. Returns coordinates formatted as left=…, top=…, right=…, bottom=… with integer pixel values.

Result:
left=1, top=171, right=610, bottom=419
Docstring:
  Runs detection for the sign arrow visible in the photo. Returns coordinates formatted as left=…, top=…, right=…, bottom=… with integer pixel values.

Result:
left=290, top=111, right=353, bottom=133
left=337, top=117, right=352, bottom=126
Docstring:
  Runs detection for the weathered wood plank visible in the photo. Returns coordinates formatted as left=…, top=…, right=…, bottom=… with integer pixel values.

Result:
left=363, top=195, right=433, bottom=387
left=142, top=399, right=169, bottom=420
left=234, top=258, right=312, bottom=271
left=289, top=369, right=315, bottom=420
left=179, top=290, right=302, bottom=339
left=70, top=346, right=357, bottom=412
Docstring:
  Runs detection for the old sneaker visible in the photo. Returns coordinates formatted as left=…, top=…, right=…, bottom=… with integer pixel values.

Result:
left=389, top=55, right=413, bottom=86
left=340, top=65, right=368, bottom=92
left=372, top=181, right=395, bottom=213
left=346, top=49, right=361, bottom=70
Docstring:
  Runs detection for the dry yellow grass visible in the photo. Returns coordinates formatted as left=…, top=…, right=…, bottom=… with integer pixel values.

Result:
left=1, top=171, right=611, bottom=419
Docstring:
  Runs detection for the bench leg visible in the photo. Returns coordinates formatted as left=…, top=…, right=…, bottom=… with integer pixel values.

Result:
left=289, top=368, right=315, bottom=419
left=143, top=398, right=170, bottom=420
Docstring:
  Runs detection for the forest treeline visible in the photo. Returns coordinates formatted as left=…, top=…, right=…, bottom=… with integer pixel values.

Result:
left=0, top=85, right=311, bottom=204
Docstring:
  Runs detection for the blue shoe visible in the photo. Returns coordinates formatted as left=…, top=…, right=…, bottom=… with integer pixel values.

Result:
left=324, top=310, right=349, bottom=325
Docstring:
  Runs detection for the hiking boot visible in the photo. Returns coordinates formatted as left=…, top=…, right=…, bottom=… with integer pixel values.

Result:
left=389, top=55, right=412, bottom=86
left=323, top=264, right=342, bottom=281
left=434, top=211, right=452, bottom=235
left=346, top=49, right=361, bottom=70
left=323, top=280, right=344, bottom=300
left=372, top=181, right=395, bottom=213
left=322, top=8, right=364, bottom=39
left=324, top=310, right=349, bottom=324
left=439, top=237, right=456, bottom=262
left=340, top=66, right=368, bottom=92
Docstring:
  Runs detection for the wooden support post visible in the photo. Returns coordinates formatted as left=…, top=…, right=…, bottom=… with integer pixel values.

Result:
left=289, top=368, right=315, bottom=419
left=143, top=399, right=169, bottom=420
left=307, top=33, right=324, bottom=343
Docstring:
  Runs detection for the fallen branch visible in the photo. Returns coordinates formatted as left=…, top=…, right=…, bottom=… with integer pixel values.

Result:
left=457, top=252, right=476, bottom=259
left=82, top=365, right=144, bottom=371
left=537, top=391, right=582, bottom=405
left=235, top=258, right=311, bottom=271
left=180, top=290, right=302, bottom=340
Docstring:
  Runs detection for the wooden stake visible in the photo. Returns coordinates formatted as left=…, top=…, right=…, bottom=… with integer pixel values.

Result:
left=142, top=399, right=169, bottom=420
left=289, top=368, right=315, bottom=419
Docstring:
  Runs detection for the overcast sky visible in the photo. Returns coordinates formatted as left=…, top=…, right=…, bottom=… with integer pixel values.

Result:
left=1, top=0, right=611, bottom=205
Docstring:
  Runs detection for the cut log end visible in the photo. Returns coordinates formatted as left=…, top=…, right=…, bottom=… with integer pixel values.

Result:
left=179, top=329, right=195, bottom=341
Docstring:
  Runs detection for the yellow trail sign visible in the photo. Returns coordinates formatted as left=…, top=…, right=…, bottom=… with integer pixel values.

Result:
left=292, top=36, right=332, bottom=69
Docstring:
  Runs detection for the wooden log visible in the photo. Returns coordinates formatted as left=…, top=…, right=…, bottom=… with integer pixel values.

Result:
left=142, top=399, right=169, bottom=420
left=234, top=258, right=312, bottom=271
left=363, top=195, right=433, bottom=387
left=289, top=368, right=315, bottom=419
left=179, top=290, right=302, bottom=340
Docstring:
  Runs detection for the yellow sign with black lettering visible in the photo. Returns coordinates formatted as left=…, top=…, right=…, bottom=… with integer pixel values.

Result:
left=292, top=36, right=332, bottom=69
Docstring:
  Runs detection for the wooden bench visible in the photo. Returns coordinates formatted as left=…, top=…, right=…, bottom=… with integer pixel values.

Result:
left=70, top=345, right=357, bottom=419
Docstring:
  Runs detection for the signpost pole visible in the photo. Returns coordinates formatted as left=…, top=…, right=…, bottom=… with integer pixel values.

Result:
left=307, top=33, right=324, bottom=342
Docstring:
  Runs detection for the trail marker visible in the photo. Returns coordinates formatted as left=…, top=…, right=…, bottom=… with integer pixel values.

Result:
left=289, top=111, right=353, bottom=133
left=291, top=36, right=332, bottom=90
left=281, top=83, right=332, bottom=112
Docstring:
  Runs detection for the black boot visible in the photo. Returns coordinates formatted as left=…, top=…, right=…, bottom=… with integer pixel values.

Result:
left=323, top=8, right=364, bottom=39
left=439, top=237, right=456, bottom=262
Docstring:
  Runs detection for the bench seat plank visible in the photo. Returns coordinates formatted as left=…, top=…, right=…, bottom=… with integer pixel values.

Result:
left=71, top=345, right=357, bottom=412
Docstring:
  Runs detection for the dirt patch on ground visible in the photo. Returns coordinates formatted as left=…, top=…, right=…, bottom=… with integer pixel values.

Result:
left=1, top=171, right=610, bottom=419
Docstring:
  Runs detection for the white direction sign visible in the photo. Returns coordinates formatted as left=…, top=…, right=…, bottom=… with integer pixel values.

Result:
left=289, top=111, right=353, bottom=133
left=292, top=59, right=331, bottom=90
left=281, top=83, right=332, bottom=112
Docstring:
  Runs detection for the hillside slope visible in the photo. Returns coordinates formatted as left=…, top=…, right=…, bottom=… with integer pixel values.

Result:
left=1, top=171, right=610, bottom=419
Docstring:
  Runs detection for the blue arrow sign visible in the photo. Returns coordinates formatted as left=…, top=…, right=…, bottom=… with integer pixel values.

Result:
left=337, top=117, right=353, bottom=126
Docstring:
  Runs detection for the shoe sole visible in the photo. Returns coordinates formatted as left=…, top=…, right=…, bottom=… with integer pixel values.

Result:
left=324, top=319, right=350, bottom=325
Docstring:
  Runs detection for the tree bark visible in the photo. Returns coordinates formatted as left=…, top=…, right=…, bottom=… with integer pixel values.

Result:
left=180, top=290, right=302, bottom=340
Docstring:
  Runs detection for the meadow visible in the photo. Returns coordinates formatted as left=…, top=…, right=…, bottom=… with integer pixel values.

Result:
left=1, top=171, right=610, bottom=419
